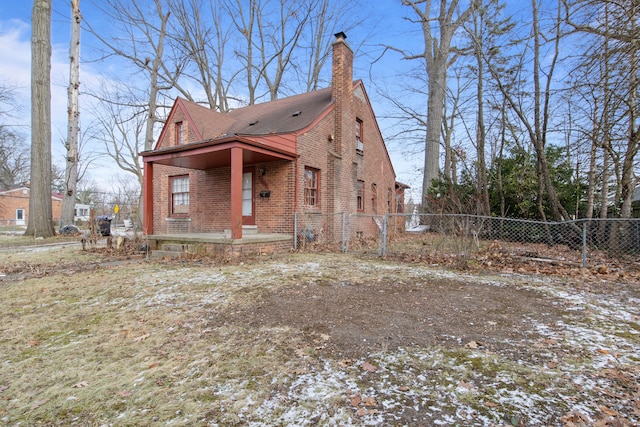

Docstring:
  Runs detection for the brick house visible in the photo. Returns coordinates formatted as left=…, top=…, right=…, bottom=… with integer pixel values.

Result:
left=0, top=187, right=63, bottom=226
left=141, top=32, right=405, bottom=250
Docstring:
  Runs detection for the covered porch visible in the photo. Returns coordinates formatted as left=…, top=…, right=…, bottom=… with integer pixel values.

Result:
left=141, top=135, right=298, bottom=242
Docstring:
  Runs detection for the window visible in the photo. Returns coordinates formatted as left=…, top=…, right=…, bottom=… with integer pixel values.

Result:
left=355, top=118, right=363, bottom=152
left=175, top=121, right=183, bottom=145
left=371, top=183, right=378, bottom=214
left=304, top=168, right=319, bottom=207
left=171, top=175, right=190, bottom=215
left=357, top=180, right=364, bottom=212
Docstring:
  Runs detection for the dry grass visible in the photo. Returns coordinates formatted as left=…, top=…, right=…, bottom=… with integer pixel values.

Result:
left=1, top=246, right=312, bottom=426
left=1, top=244, right=639, bottom=426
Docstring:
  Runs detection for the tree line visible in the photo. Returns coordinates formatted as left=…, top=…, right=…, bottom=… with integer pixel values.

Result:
left=5, top=0, right=639, bottom=236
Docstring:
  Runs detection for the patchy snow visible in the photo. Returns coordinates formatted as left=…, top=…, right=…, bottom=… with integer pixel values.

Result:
left=193, top=262, right=640, bottom=426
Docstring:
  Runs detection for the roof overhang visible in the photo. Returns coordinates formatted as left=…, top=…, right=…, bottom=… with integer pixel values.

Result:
left=140, top=135, right=296, bottom=170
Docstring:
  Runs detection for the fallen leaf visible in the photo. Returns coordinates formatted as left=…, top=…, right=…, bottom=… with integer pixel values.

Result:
left=484, top=401, right=498, bottom=408
left=547, top=361, right=558, bottom=369
left=133, top=333, right=150, bottom=342
left=294, top=348, right=306, bottom=357
left=0, top=385, right=8, bottom=393
left=148, top=362, right=160, bottom=369
left=361, top=361, right=377, bottom=372
left=349, top=395, right=361, bottom=406
left=597, top=349, right=609, bottom=355
left=71, top=381, right=89, bottom=388
left=487, top=321, right=497, bottom=326
left=465, top=340, right=482, bottom=349
left=319, top=333, right=330, bottom=341
left=356, top=407, right=379, bottom=417
left=363, top=396, right=377, bottom=406
left=339, top=358, right=352, bottom=367
left=118, top=390, right=132, bottom=397
left=30, top=399, right=48, bottom=410
left=398, top=386, right=409, bottom=392
left=598, top=405, right=618, bottom=416
left=458, top=380, right=474, bottom=390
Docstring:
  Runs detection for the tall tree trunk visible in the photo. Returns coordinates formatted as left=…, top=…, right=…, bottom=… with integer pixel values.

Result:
left=25, top=0, right=55, bottom=238
left=401, top=0, right=474, bottom=211
left=473, top=10, right=489, bottom=216
left=62, top=0, right=81, bottom=227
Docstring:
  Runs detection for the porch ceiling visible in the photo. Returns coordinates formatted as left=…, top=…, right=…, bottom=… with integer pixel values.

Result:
left=142, top=138, right=296, bottom=170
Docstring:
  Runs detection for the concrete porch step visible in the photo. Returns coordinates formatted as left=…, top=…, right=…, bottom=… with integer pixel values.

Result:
left=223, top=225, right=258, bottom=235
left=150, top=243, right=194, bottom=259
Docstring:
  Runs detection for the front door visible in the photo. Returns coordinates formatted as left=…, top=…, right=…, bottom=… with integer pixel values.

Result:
left=242, top=169, right=255, bottom=225
left=16, top=209, right=25, bottom=226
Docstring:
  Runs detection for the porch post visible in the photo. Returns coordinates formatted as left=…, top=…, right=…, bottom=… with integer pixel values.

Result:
left=230, top=146, right=243, bottom=240
left=143, top=161, right=153, bottom=235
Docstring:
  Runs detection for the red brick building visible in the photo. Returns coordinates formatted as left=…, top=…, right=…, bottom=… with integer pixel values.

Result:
left=141, top=32, right=405, bottom=246
left=0, top=187, right=62, bottom=226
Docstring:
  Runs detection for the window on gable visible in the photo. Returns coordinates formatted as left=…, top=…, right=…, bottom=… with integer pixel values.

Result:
left=357, top=180, right=364, bottom=212
left=171, top=175, right=190, bottom=215
left=304, top=167, right=319, bottom=207
left=356, top=118, right=363, bottom=153
left=175, top=121, right=183, bottom=145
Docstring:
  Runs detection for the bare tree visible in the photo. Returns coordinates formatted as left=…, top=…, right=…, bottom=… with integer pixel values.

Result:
left=565, top=0, right=640, bottom=218
left=61, top=0, right=82, bottom=226
left=483, top=0, right=571, bottom=221
left=25, top=0, right=55, bottom=237
left=86, top=0, right=173, bottom=151
left=0, top=84, right=29, bottom=189
left=168, top=0, right=235, bottom=111
left=91, top=83, right=146, bottom=188
left=463, top=0, right=514, bottom=216
left=397, top=0, right=475, bottom=210
left=0, top=126, right=29, bottom=189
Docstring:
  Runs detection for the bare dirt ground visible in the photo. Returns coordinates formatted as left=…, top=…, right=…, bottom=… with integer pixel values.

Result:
left=1, top=235, right=639, bottom=426
left=227, top=269, right=565, bottom=360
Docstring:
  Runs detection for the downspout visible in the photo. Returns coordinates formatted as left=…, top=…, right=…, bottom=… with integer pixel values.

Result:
left=294, top=155, right=299, bottom=211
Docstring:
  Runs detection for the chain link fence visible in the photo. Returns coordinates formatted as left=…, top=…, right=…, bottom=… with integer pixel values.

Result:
left=294, top=212, right=640, bottom=267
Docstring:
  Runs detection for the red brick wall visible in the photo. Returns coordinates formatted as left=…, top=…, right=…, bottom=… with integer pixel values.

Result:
left=0, top=189, right=62, bottom=225
left=152, top=160, right=295, bottom=235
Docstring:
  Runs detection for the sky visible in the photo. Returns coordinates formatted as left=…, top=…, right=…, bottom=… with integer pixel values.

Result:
left=0, top=0, right=531, bottom=200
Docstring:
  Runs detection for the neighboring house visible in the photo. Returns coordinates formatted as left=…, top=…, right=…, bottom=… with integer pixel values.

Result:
left=141, top=32, right=404, bottom=248
left=0, top=187, right=63, bottom=226
left=74, top=203, right=92, bottom=222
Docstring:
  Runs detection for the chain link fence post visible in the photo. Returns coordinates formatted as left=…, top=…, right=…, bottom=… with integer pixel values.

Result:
left=582, top=220, right=587, bottom=268
left=379, top=214, right=388, bottom=256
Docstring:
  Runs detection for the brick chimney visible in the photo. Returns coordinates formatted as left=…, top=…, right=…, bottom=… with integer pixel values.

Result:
left=331, top=31, right=353, bottom=155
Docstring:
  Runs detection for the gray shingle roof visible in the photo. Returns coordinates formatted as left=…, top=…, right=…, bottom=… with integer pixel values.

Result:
left=180, top=87, right=333, bottom=141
